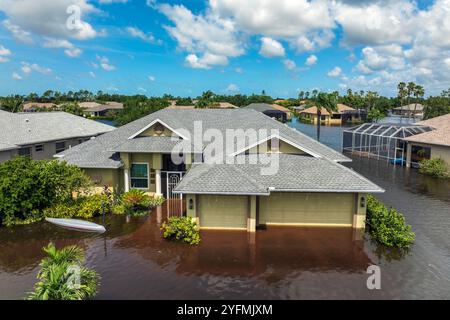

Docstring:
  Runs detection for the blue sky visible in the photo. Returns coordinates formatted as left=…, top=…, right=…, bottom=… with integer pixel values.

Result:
left=0, top=0, right=448, bottom=98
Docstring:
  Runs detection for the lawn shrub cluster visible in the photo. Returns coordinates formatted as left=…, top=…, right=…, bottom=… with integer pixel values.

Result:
left=419, top=158, right=449, bottom=179
left=28, top=243, right=99, bottom=300
left=161, top=216, right=201, bottom=245
left=43, top=194, right=111, bottom=219
left=112, top=189, right=165, bottom=216
left=366, top=195, right=415, bottom=249
left=0, top=157, right=90, bottom=226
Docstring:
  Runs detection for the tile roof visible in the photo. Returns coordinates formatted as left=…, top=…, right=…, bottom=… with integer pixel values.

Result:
left=416, top=113, right=450, bottom=130
left=299, top=104, right=355, bottom=115
left=174, top=154, right=384, bottom=195
left=244, top=103, right=286, bottom=114
left=394, top=104, right=424, bottom=111
left=0, top=111, right=115, bottom=151
left=58, top=108, right=350, bottom=168
left=404, top=113, right=450, bottom=147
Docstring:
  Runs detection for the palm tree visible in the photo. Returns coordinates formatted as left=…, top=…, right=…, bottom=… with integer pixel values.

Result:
left=313, top=92, right=338, bottom=141
left=413, top=85, right=425, bottom=116
left=406, top=82, right=416, bottom=117
left=397, top=82, right=407, bottom=117
left=27, top=243, right=99, bottom=300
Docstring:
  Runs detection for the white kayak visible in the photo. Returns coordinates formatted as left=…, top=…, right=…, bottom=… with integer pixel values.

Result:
left=45, top=218, right=106, bottom=233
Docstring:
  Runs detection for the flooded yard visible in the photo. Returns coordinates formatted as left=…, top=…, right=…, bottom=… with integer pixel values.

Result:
left=1, top=117, right=449, bottom=299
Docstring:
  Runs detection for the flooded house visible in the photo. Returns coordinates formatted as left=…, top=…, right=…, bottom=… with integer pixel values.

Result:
left=57, top=108, right=384, bottom=233
left=299, top=104, right=366, bottom=125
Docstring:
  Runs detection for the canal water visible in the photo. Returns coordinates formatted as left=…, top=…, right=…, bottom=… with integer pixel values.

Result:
left=0, top=117, right=449, bottom=299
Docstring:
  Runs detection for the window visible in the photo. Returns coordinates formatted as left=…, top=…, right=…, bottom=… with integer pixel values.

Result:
left=35, top=145, right=44, bottom=152
left=18, top=147, right=31, bottom=157
left=131, top=163, right=149, bottom=189
left=55, top=141, right=66, bottom=153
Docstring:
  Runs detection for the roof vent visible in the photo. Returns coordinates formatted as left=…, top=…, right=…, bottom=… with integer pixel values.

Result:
left=25, top=118, right=30, bottom=123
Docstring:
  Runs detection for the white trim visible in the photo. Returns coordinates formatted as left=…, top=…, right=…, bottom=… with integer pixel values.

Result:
left=229, top=133, right=322, bottom=158
left=130, top=162, right=150, bottom=190
left=127, top=119, right=189, bottom=140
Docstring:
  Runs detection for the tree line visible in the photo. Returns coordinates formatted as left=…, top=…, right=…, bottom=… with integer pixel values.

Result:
left=1, top=85, right=449, bottom=125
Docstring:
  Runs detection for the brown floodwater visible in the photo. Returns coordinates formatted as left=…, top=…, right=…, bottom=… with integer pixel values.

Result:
left=1, top=120, right=449, bottom=299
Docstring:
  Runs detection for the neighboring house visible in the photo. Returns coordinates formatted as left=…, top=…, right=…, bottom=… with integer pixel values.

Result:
left=79, top=101, right=124, bottom=117
left=272, top=103, right=293, bottom=120
left=57, top=108, right=384, bottom=233
left=0, top=110, right=115, bottom=163
left=299, top=104, right=366, bottom=125
left=23, top=102, right=58, bottom=112
left=244, top=103, right=288, bottom=122
left=392, top=104, right=424, bottom=117
left=404, top=113, right=450, bottom=168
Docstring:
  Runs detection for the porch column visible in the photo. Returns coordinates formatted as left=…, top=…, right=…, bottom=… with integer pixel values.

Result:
left=353, top=193, right=367, bottom=230
left=124, top=168, right=130, bottom=192
left=155, top=169, right=162, bottom=196
left=406, top=143, right=412, bottom=168
left=247, top=195, right=257, bottom=233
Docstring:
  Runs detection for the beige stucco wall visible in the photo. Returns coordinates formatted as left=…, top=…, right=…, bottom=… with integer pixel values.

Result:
left=84, top=168, right=121, bottom=193
left=259, top=192, right=355, bottom=226
left=198, top=194, right=248, bottom=229
left=189, top=192, right=364, bottom=231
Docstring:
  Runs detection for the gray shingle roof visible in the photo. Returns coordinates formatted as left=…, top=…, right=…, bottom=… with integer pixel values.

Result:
left=110, top=136, right=185, bottom=153
left=0, top=111, right=115, bottom=152
left=58, top=108, right=350, bottom=168
left=174, top=154, right=384, bottom=195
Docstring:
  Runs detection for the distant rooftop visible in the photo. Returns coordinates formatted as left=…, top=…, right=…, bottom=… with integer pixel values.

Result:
left=0, top=110, right=115, bottom=151
left=299, top=104, right=356, bottom=115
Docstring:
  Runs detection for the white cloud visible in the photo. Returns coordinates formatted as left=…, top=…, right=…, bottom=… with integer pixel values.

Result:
left=210, top=0, right=335, bottom=51
left=0, top=0, right=100, bottom=41
left=356, top=45, right=405, bottom=74
left=226, top=83, right=239, bottom=92
left=235, top=67, right=243, bottom=74
left=137, top=86, right=147, bottom=93
left=21, top=62, right=52, bottom=75
left=185, top=53, right=228, bottom=69
left=158, top=3, right=244, bottom=69
left=12, top=72, right=22, bottom=80
left=327, top=66, right=342, bottom=77
left=96, top=55, right=116, bottom=71
left=259, top=37, right=285, bottom=58
left=305, top=54, right=317, bottom=66
left=335, top=1, right=416, bottom=46
left=0, top=45, right=12, bottom=63
left=43, top=38, right=82, bottom=57
left=2, top=20, right=34, bottom=44
left=283, top=59, right=296, bottom=71
left=126, top=27, right=159, bottom=44
left=89, top=71, right=96, bottom=78
left=148, top=75, right=156, bottom=81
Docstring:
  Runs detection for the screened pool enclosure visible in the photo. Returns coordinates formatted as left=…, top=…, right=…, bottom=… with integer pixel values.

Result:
left=343, top=123, right=434, bottom=165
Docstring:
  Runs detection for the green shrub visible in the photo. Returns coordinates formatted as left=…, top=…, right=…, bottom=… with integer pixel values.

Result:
left=27, top=243, right=99, bottom=300
left=366, top=195, right=415, bottom=249
left=419, top=158, right=449, bottom=179
left=0, top=157, right=90, bottom=226
left=77, top=194, right=111, bottom=218
left=121, top=190, right=164, bottom=216
left=161, top=216, right=201, bottom=245
left=43, top=194, right=110, bottom=219
left=111, top=203, right=126, bottom=215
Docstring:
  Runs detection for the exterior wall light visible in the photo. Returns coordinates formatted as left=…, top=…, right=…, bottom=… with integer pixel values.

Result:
left=189, top=198, right=194, bottom=210
left=360, top=196, right=366, bottom=208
